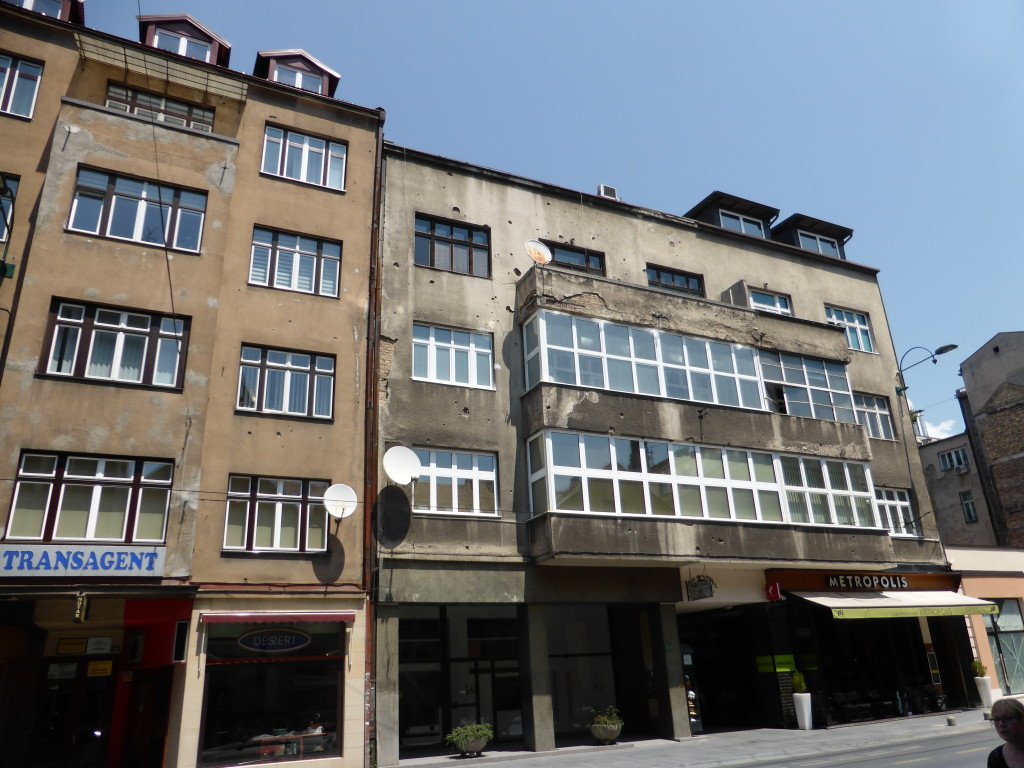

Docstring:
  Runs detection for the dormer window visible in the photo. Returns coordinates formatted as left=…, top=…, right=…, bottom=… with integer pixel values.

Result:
left=719, top=210, right=764, bottom=238
left=274, top=64, right=323, bottom=94
left=138, top=16, right=231, bottom=67
left=3, top=0, right=63, bottom=17
left=254, top=50, right=341, bottom=98
left=153, top=28, right=211, bottom=62
left=798, top=230, right=840, bottom=258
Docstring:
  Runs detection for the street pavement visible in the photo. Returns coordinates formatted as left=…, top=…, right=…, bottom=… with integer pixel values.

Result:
left=399, top=707, right=999, bottom=768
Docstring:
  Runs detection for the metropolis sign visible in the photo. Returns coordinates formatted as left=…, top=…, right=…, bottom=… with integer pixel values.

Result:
left=0, top=545, right=166, bottom=577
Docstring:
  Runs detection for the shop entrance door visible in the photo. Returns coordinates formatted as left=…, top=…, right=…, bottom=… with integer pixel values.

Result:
left=121, top=667, right=173, bottom=767
left=34, top=659, right=116, bottom=768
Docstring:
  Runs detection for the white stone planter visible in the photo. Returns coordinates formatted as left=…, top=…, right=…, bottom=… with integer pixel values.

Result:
left=794, top=692, right=812, bottom=730
left=975, top=676, right=995, bottom=708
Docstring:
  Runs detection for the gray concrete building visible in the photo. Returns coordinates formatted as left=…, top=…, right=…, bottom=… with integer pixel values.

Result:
left=372, top=147, right=984, bottom=763
left=919, top=333, right=1024, bottom=699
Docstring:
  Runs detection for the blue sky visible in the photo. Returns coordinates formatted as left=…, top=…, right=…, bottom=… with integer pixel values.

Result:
left=90, top=1, right=1024, bottom=438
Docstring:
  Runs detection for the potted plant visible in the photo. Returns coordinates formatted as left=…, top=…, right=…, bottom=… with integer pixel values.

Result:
left=588, top=705, right=624, bottom=744
left=792, top=669, right=812, bottom=730
left=972, top=658, right=995, bottom=708
left=444, top=722, right=493, bottom=757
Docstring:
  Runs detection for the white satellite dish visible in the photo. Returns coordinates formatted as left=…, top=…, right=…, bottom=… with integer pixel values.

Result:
left=525, top=240, right=553, bottom=265
left=382, top=446, right=422, bottom=485
left=323, top=483, right=358, bottom=519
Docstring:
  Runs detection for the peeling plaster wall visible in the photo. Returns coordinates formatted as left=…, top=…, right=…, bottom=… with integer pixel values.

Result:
left=377, top=151, right=943, bottom=591
left=0, top=21, right=379, bottom=587
left=0, top=98, right=239, bottom=577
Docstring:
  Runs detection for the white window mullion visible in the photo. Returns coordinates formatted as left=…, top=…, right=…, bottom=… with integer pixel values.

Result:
left=84, top=484, right=103, bottom=539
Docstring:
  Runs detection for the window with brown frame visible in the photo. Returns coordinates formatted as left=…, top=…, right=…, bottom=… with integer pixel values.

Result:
left=67, top=167, right=207, bottom=252
left=413, top=215, right=490, bottom=277
left=540, top=239, right=605, bottom=276
left=646, top=264, right=704, bottom=297
left=40, top=298, right=189, bottom=390
left=105, top=83, right=214, bottom=132
left=5, top=451, right=174, bottom=543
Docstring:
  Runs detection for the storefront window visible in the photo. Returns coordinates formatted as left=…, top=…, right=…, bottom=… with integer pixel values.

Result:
left=200, top=621, right=344, bottom=765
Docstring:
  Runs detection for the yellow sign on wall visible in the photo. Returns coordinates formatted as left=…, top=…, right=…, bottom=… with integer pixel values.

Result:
left=86, top=660, right=112, bottom=677
left=56, top=638, right=87, bottom=655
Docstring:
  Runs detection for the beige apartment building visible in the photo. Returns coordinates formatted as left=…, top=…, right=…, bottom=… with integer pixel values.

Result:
left=0, top=4, right=383, bottom=766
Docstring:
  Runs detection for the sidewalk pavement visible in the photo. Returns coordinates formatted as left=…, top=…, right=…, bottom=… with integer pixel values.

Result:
left=399, top=708, right=997, bottom=768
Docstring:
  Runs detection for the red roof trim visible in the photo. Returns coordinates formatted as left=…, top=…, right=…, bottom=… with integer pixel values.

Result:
left=200, top=611, right=356, bottom=624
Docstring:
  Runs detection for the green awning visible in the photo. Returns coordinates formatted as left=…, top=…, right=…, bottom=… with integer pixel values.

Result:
left=793, top=591, right=998, bottom=620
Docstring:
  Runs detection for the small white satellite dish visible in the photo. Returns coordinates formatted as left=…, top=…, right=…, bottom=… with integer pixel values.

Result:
left=382, top=446, right=422, bottom=485
left=525, top=240, right=553, bottom=265
left=323, top=484, right=358, bottom=519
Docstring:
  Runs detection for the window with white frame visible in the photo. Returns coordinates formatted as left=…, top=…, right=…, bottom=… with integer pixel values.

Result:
left=3, top=0, right=64, bottom=17
left=526, top=430, right=879, bottom=529
left=960, top=490, right=978, bottom=523
left=43, top=300, right=187, bottom=388
left=759, top=351, right=856, bottom=423
left=875, top=487, right=917, bottom=536
left=0, top=53, right=42, bottom=118
left=0, top=174, right=17, bottom=242
left=825, top=306, right=875, bottom=353
left=105, top=84, right=214, bottom=132
left=798, top=231, right=840, bottom=258
left=152, top=28, right=211, bottom=62
left=749, top=290, right=792, bottom=315
left=249, top=227, right=341, bottom=297
left=237, top=345, right=334, bottom=420
left=939, top=447, right=969, bottom=472
left=854, top=393, right=894, bottom=440
left=719, top=210, right=764, bottom=237
left=412, top=324, right=493, bottom=389
left=261, top=126, right=346, bottom=191
left=523, top=310, right=763, bottom=409
left=223, top=475, right=328, bottom=552
left=274, top=64, right=323, bottom=94
left=5, top=452, right=173, bottom=542
left=411, top=449, right=498, bottom=516
left=68, top=168, right=207, bottom=252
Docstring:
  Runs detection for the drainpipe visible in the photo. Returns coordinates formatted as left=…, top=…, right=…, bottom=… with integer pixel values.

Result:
left=363, top=107, right=386, bottom=768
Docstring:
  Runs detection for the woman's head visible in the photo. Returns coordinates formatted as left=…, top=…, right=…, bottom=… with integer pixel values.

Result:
left=992, top=698, right=1024, bottom=744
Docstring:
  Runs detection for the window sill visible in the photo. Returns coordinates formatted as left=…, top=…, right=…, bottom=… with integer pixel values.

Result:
left=0, top=111, right=33, bottom=123
left=259, top=171, right=346, bottom=195
left=34, top=372, right=185, bottom=393
left=65, top=228, right=202, bottom=256
left=246, top=282, right=340, bottom=300
left=413, top=262, right=492, bottom=280
left=412, top=510, right=501, bottom=520
left=411, top=376, right=495, bottom=392
left=234, top=409, right=334, bottom=424
left=220, top=549, right=329, bottom=558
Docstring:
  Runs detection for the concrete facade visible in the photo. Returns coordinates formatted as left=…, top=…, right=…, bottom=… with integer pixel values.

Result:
left=921, top=334, right=1024, bottom=700
left=958, top=333, right=1024, bottom=547
left=0, top=6, right=382, bottom=767
left=373, top=147, right=955, bottom=764
left=919, top=433, right=996, bottom=547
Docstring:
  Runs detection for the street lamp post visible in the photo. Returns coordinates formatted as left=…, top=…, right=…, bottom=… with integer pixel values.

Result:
left=896, top=344, right=959, bottom=395
left=892, top=342, right=958, bottom=536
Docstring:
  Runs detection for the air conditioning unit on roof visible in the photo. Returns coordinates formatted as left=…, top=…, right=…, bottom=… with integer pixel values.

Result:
left=597, top=184, right=619, bottom=201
